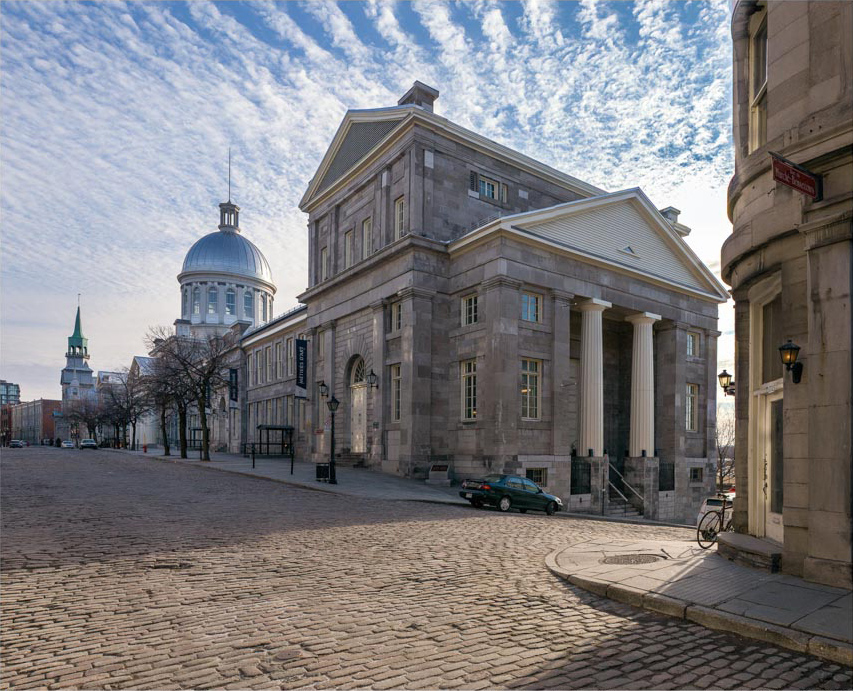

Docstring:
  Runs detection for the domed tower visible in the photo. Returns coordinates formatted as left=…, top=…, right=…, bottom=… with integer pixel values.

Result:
left=176, top=200, right=276, bottom=338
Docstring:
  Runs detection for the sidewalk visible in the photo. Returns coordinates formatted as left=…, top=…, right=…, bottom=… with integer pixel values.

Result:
left=111, top=447, right=851, bottom=666
left=546, top=539, right=852, bottom=666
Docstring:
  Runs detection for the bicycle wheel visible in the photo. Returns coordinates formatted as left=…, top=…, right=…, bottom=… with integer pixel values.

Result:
left=697, top=512, right=722, bottom=549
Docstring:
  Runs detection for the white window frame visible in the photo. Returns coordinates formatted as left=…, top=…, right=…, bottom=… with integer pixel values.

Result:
left=461, top=294, right=478, bottom=326
left=391, top=364, right=401, bottom=422
left=244, top=290, right=253, bottom=319
left=686, top=383, right=699, bottom=432
left=461, top=359, right=477, bottom=421
left=521, top=293, right=542, bottom=323
left=390, top=302, right=402, bottom=333
left=225, top=288, right=236, bottom=316
left=687, top=332, right=700, bottom=357
left=192, top=287, right=201, bottom=315
left=748, top=9, right=768, bottom=152
left=521, top=359, right=541, bottom=420
left=394, top=197, right=406, bottom=240
left=362, top=218, right=372, bottom=259
left=275, top=342, right=282, bottom=379
left=286, top=337, right=294, bottom=376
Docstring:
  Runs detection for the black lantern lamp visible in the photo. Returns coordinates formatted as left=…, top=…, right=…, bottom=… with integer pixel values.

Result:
left=366, top=369, right=378, bottom=389
left=779, top=340, right=803, bottom=384
left=326, top=395, right=339, bottom=484
left=318, top=380, right=328, bottom=397
left=718, top=369, right=735, bottom=397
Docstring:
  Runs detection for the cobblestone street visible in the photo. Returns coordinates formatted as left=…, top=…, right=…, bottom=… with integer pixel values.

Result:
left=2, top=449, right=851, bottom=690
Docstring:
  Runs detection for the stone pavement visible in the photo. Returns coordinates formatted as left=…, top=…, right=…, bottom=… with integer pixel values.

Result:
left=546, top=539, right=853, bottom=667
left=3, top=448, right=852, bottom=689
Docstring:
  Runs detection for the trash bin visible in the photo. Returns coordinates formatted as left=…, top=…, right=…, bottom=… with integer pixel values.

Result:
left=316, top=463, right=330, bottom=481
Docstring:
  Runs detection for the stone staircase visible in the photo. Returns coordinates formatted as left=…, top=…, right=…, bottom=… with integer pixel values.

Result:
left=335, top=452, right=367, bottom=468
left=607, top=496, right=642, bottom=518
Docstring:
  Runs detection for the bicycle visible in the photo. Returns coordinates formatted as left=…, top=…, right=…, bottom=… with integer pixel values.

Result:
left=696, top=494, right=733, bottom=548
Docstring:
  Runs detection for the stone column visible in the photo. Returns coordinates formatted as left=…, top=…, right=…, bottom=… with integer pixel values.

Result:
left=578, top=299, right=610, bottom=457
left=551, top=290, right=574, bottom=457
left=626, top=312, right=660, bottom=458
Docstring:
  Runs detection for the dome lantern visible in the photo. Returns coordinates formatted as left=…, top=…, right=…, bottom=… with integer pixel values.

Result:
left=219, top=200, right=240, bottom=232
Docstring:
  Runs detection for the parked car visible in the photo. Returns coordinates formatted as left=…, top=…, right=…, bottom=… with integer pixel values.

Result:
left=459, top=474, right=563, bottom=515
left=80, top=439, right=98, bottom=450
left=8, top=440, right=24, bottom=448
left=61, top=440, right=75, bottom=449
left=696, top=493, right=734, bottom=526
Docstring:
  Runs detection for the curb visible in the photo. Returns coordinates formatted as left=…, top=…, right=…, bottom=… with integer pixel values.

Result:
left=546, top=547, right=853, bottom=667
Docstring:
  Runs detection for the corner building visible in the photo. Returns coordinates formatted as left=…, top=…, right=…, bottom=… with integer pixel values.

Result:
left=722, top=2, right=852, bottom=587
left=288, top=83, right=727, bottom=524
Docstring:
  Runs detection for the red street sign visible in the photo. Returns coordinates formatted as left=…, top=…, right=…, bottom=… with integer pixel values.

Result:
left=770, top=153, right=822, bottom=200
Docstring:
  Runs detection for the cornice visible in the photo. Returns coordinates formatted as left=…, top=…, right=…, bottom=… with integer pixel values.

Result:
left=800, top=210, right=853, bottom=251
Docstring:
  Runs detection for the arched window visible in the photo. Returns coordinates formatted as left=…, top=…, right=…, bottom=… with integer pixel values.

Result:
left=244, top=291, right=253, bottom=318
left=351, top=357, right=365, bottom=385
left=192, top=287, right=201, bottom=315
left=208, top=287, right=218, bottom=314
left=225, top=288, right=236, bottom=316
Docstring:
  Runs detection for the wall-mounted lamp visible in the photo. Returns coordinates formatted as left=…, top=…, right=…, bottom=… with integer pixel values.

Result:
left=366, top=369, right=378, bottom=389
left=318, top=380, right=328, bottom=397
left=718, top=369, right=735, bottom=397
left=779, top=339, right=803, bottom=384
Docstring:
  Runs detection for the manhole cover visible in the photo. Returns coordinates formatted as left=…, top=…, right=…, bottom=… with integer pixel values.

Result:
left=602, top=554, right=664, bottom=565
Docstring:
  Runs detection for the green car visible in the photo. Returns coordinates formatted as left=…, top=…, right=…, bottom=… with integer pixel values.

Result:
left=459, top=474, right=563, bottom=515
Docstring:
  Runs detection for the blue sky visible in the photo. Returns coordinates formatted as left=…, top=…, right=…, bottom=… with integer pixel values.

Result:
left=1, top=0, right=734, bottom=401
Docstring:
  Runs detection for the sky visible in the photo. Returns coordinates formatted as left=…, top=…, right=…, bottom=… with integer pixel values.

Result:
left=1, top=0, right=735, bottom=402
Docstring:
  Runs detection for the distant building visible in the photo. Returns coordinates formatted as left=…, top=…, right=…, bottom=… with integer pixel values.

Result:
left=722, top=1, right=852, bottom=587
left=0, top=380, right=21, bottom=406
left=55, top=306, right=96, bottom=442
left=1, top=405, right=12, bottom=445
left=10, top=399, right=62, bottom=444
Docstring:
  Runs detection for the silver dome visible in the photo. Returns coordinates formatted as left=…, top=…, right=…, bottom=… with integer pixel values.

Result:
left=181, top=229, right=274, bottom=285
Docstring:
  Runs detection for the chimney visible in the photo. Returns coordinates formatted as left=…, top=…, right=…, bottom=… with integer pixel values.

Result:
left=659, top=206, right=680, bottom=223
left=398, top=81, right=439, bottom=113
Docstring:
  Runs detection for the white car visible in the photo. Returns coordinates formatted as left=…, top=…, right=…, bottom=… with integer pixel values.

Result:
left=697, top=494, right=734, bottom=527
left=61, top=440, right=75, bottom=448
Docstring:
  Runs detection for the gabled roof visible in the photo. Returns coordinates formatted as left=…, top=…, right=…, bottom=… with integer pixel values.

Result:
left=300, top=106, right=605, bottom=212
left=451, top=189, right=729, bottom=303
left=132, top=356, right=157, bottom=377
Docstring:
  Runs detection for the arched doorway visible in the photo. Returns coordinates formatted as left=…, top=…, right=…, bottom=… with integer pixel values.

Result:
left=350, top=357, right=367, bottom=453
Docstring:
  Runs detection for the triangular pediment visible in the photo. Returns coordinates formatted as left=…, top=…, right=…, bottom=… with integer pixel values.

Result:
left=457, top=189, right=729, bottom=301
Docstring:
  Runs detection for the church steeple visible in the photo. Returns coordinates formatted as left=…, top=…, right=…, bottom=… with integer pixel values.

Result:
left=66, top=306, right=89, bottom=360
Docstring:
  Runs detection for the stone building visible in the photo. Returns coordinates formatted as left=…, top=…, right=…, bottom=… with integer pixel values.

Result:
left=287, top=83, right=727, bottom=523
left=10, top=399, right=61, bottom=444
left=722, top=1, right=852, bottom=587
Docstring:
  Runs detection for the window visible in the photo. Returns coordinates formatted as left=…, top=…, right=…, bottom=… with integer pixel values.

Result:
left=246, top=353, right=253, bottom=387
left=265, top=346, right=272, bottom=382
left=470, top=171, right=508, bottom=203
left=226, top=289, right=236, bottom=316
left=461, top=359, right=477, bottom=420
left=192, top=287, right=201, bottom=315
left=362, top=218, right=372, bottom=259
left=261, top=295, right=268, bottom=322
left=208, top=287, right=218, bottom=314
left=526, top=468, right=547, bottom=486
left=253, top=350, right=260, bottom=385
left=690, top=467, right=704, bottom=483
left=391, top=364, right=401, bottom=422
left=521, top=293, right=541, bottom=322
left=182, top=290, right=188, bottom=317
left=286, top=338, right=294, bottom=376
left=275, top=343, right=282, bottom=379
left=762, top=296, right=783, bottom=384
left=320, top=247, right=328, bottom=281
left=686, top=383, right=699, bottom=432
left=344, top=230, right=353, bottom=269
left=521, top=359, right=540, bottom=420
left=390, top=302, right=402, bottom=333
left=687, top=332, right=700, bottom=357
left=229, top=368, right=238, bottom=401
left=394, top=197, right=406, bottom=240
left=462, top=295, right=478, bottom=326
left=749, top=10, right=767, bottom=152
left=244, top=291, right=253, bottom=319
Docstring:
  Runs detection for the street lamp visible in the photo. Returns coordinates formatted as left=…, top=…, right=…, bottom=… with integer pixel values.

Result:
left=366, top=369, right=378, bottom=389
left=718, top=369, right=735, bottom=397
left=327, top=395, right=339, bottom=485
left=318, top=380, right=328, bottom=397
left=778, top=339, right=803, bottom=384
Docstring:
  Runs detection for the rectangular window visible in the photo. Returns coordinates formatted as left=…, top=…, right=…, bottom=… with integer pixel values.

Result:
left=344, top=230, right=353, bottom=269
left=749, top=11, right=768, bottom=152
left=226, top=290, right=236, bottom=316
left=762, top=295, right=783, bottom=384
left=462, top=295, right=478, bottom=326
left=208, top=287, right=218, bottom=314
left=320, top=247, right=328, bottom=281
left=394, top=197, right=406, bottom=240
left=521, top=293, right=541, bottom=323
left=471, top=172, right=508, bottom=203
left=275, top=343, right=282, bottom=379
left=526, top=468, right=547, bottom=486
left=390, top=302, right=402, bottom=333
left=689, top=467, right=703, bottom=483
left=362, top=218, right=372, bottom=259
left=479, top=176, right=498, bottom=199
left=391, top=364, right=401, bottom=422
left=253, top=350, right=260, bottom=385
left=687, top=332, right=700, bottom=357
left=686, top=383, right=699, bottom=432
left=521, top=359, right=540, bottom=420
left=264, top=346, right=271, bottom=382
left=286, top=337, right=294, bottom=376
left=244, top=291, right=253, bottom=318
left=229, top=368, right=238, bottom=401
left=461, top=359, right=477, bottom=420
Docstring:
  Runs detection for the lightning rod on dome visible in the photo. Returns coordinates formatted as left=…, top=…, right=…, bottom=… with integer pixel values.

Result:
left=228, top=147, right=231, bottom=202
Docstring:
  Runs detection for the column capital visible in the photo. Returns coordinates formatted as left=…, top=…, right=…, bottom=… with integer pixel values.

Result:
left=625, top=311, right=661, bottom=326
left=577, top=298, right=611, bottom=312
left=396, top=287, right=435, bottom=302
left=319, top=320, right=337, bottom=332
left=481, top=276, right=522, bottom=292
left=549, top=288, right=575, bottom=304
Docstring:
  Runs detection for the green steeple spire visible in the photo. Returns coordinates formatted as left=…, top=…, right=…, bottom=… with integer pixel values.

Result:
left=67, top=306, right=89, bottom=359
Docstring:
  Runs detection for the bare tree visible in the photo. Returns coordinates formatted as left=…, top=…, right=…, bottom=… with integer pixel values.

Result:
left=147, top=328, right=195, bottom=459
left=67, top=397, right=105, bottom=443
left=147, top=327, right=230, bottom=461
left=715, top=404, right=736, bottom=492
left=101, top=369, right=151, bottom=450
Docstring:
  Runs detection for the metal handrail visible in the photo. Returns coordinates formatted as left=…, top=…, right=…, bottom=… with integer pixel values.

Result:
left=608, top=463, right=645, bottom=502
left=607, top=481, right=630, bottom=515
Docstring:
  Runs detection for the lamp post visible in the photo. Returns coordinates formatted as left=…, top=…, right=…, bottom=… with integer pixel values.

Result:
left=718, top=369, right=735, bottom=397
left=779, top=339, right=803, bottom=383
left=327, top=395, right=339, bottom=484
